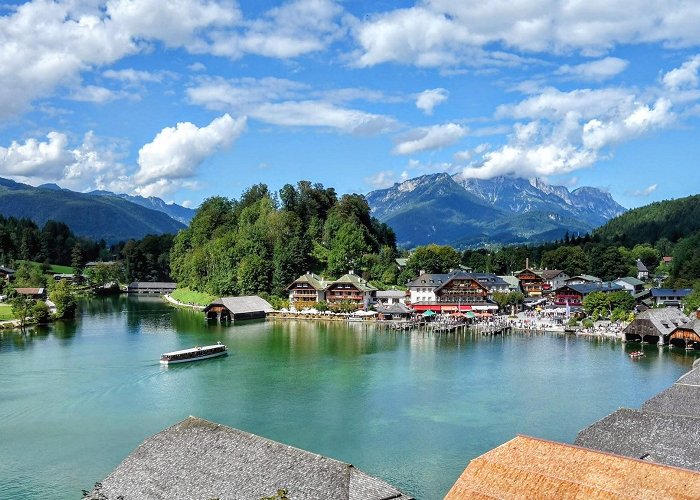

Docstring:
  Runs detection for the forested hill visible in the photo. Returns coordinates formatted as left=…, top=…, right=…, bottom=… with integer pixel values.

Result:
left=170, top=182, right=398, bottom=297
left=0, top=178, right=185, bottom=243
left=594, top=194, right=700, bottom=247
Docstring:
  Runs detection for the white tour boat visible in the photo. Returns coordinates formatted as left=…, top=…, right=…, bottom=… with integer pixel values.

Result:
left=160, top=342, right=228, bottom=364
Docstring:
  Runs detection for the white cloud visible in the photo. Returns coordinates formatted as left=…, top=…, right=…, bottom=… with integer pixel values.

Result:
left=0, top=132, right=72, bottom=178
left=352, top=1, right=700, bottom=68
left=556, top=57, right=629, bottom=81
left=628, top=183, right=658, bottom=197
left=187, top=77, right=397, bottom=135
left=0, top=130, right=131, bottom=191
left=393, top=123, right=468, bottom=155
left=416, top=88, right=449, bottom=114
left=0, top=0, right=238, bottom=119
left=134, top=114, right=246, bottom=195
left=197, top=0, right=345, bottom=59
left=69, top=85, right=128, bottom=103
left=103, top=68, right=167, bottom=84
left=253, top=101, right=396, bottom=135
left=663, top=54, right=700, bottom=90
left=364, top=170, right=398, bottom=189
left=461, top=89, right=676, bottom=181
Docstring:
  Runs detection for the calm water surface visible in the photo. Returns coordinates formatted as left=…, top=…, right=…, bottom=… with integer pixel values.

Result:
left=0, top=296, right=696, bottom=500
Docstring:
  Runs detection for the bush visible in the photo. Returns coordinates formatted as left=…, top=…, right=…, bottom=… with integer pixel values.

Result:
left=567, top=318, right=578, bottom=327
left=582, top=318, right=595, bottom=328
left=32, top=301, right=51, bottom=323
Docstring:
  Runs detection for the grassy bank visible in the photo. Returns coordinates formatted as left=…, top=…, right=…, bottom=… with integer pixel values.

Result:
left=15, top=260, right=75, bottom=274
left=170, top=288, right=217, bottom=307
left=0, top=304, right=16, bottom=321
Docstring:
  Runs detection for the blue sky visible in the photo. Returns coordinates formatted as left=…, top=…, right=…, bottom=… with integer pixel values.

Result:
left=1, top=0, right=700, bottom=210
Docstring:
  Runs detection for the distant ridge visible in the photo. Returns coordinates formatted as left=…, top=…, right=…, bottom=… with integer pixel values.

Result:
left=88, top=190, right=196, bottom=225
left=0, top=177, right=185, bottom=242
left=366, top=173, right=626, bottom=248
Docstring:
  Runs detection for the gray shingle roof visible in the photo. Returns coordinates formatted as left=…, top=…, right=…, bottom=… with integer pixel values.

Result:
left=623, top=307, right=689, bottom=337
left=642, top=366, right=700, bottom=418
left=574, top=408, right=700, bottom=471
left=86, top=416, right=413, bottom=500
left=205, top=296, right=274, bottom=314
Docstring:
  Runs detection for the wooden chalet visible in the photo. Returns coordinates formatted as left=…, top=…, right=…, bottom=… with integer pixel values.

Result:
left=325, top=272, right=377, bottom=309
left=204, top=295, right=273, bottom=322
left=514, top=268, right=544, bottom=297
left=445, top=434, right=700, bottom=499
left=286, top=272, right=327, bottom=307
left=434, top=273, right=489, bottom=306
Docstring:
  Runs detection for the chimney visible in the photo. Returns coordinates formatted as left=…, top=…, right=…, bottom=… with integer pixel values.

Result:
left=419, top=269, right=425, bottom=276
left=525, top=258, right=529, bottom=269
left=349, top=270, right=354, bottom=275
left=696, top=308, right=700, bottom=320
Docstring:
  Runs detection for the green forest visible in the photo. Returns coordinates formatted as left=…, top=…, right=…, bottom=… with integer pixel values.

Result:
left=169, top=182, right=398, bottom=296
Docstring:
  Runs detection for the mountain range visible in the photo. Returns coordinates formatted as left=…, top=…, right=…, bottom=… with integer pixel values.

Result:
left=366, top=173, right=626, bottom=248
left=0, top=178, right=187, bottom=243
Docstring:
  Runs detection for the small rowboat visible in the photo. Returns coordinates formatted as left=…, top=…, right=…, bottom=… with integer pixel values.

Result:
left=160, top=342, right=227, bottom=364
left=629, top=351, right=645, bottom=359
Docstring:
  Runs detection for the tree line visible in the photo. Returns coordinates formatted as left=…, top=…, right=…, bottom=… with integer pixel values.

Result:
left=169, top=181, right=398, bottom=296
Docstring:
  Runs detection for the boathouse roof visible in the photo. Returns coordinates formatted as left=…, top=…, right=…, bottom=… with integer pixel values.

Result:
left=574, top=407, right=700, bottom=471
left=562, top=282, right=624, bottom=295
left=444, top=434, right=700, bottom=499
left=85, top=416, right=413, bottom=500
left=642, top=366, right=700, bottom=418
left=205, top=295, right=274, bottom=315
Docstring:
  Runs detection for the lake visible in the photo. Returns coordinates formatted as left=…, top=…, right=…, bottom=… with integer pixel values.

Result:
left=0, top=296, right=696, bottom=499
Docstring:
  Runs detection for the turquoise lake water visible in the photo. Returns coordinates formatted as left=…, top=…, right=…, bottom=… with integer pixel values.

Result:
left=0, top=296, right=696, bottom=500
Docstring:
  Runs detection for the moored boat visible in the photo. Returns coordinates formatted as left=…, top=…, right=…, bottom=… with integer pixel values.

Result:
left=160, top=342, right=228, bottom=364
left=629, top=350, right=645, bottom=359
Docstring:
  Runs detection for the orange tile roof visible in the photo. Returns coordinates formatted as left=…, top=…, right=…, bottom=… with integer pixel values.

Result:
left=445, top=435, right=700, bottom=500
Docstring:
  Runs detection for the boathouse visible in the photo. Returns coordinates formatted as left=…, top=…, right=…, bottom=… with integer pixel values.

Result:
left=668, top=310, right=700, bottom=349
left=127, top=282, right=177, bottom=294
left=204, top=295, right=273, bottom=322
left=444, top=435, right=700, bottom=499
left=84, top=416, right=413, bottom=500
left=622, top=307, right=689, bottom=344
